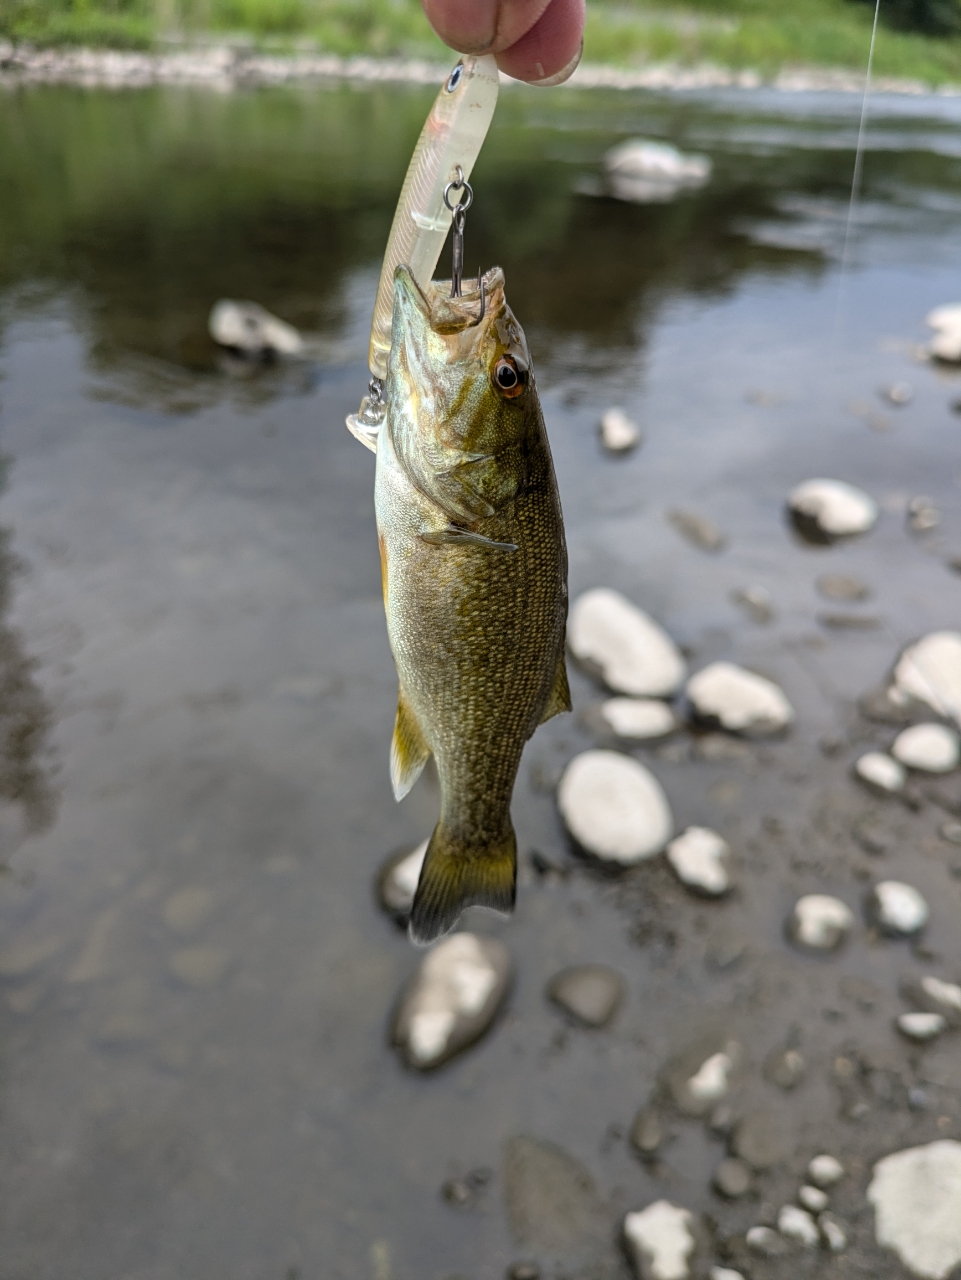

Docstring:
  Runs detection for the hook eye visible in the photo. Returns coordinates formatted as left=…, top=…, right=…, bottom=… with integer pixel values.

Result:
left=446, top=63, right=464, bottom=93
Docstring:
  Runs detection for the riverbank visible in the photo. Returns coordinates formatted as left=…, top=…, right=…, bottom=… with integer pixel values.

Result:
left=1, top=40, right=959, bottom=95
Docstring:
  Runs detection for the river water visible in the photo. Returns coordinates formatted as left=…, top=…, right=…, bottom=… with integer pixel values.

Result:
left=0, top=77, right=960, bottom=1278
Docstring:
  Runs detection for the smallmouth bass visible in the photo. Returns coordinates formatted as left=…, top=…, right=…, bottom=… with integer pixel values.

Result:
left=375, top=265, right=569, bottom=945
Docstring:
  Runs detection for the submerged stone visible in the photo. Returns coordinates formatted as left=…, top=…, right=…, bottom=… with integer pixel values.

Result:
left=686, top=662, right=793, bottom=736
left=668, top=508, right=726, bottom=552
left=569, top=589, right=686, bottom=697
left=392, top=933, right=510, bottom=1070
left=623, top=1200, right=697, bottom=1280
left=558, top=750, right=674, bottom=864
left=902, top=975, right=961, bottom=1027
left=868, top=1140, right=961, bottom=1279
left=817, top=573, right=871, bottom=601
left=713, top=1157, right=751, bottom=1199
left=547, top=965, right=624, bottom=1028
left=664, top=1036, right=742, bottom=1117
left=504, top=1136, right=611, bottom=1264
left=788, top=478, right=878, bottom=543
left=629, top=1107, right=664, bottom=1159
left=798, top=1185, right=828, bottom=1213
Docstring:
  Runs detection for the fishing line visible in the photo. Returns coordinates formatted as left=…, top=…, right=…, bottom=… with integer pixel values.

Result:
left=833, top=0, right=882, bottom=342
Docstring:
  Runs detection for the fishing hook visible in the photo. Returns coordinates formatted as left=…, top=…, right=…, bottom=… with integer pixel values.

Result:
left=443, top=166, right=474, bottom=299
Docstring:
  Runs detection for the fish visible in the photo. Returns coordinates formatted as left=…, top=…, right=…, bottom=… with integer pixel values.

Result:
left=374, top=263, right=569, bottom=945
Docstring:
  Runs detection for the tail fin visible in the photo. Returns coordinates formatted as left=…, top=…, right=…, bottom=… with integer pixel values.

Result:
left=408, top=823, right=516, bottom=947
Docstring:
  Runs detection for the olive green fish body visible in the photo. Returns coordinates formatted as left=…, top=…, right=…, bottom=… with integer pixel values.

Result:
left=375, top=266, right=569, bottom=944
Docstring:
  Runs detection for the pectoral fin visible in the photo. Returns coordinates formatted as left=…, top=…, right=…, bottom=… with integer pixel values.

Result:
left=539, top=651, right=572, bottom=725
left=346, top=413, right=380, bottom=453
left=390, top=690, right=431, bottom=801
left=419, top=525, right=517, bottom=552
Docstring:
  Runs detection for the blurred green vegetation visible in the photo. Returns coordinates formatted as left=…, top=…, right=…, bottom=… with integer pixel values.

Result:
left=2, top=0, right=961, bottom=83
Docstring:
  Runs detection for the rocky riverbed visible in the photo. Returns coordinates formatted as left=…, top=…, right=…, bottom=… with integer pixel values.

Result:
left=0, top=72, right=959, bottom=1279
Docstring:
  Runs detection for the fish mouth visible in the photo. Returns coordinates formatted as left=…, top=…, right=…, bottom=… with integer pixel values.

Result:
left=393, top=264, right=504, bottom=340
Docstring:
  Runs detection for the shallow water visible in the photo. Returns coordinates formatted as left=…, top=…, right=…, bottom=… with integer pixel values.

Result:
left=0, top=78, right=960, bottom=1278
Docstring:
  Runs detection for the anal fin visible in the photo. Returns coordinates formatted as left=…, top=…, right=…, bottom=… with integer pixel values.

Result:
left=390, top=689, right=431, bottom=801
left=539, top=650, right=572, bottom=725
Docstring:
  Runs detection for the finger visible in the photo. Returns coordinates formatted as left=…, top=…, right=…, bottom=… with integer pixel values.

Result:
left=494, top=0, right=585, bottom=84
left=419, top=0, right=553, bottom=55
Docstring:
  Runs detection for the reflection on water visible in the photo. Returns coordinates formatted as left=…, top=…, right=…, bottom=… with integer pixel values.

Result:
left=0, top=78, right=960, bottom=1279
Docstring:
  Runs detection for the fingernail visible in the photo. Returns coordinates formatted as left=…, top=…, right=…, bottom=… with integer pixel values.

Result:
left=530, top=39, right=583, bottom=87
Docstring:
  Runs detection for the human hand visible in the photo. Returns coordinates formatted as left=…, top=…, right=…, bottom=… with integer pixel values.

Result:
left=421, top=0, right=585, bottom=85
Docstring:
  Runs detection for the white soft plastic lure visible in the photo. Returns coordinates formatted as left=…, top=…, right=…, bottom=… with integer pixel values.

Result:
left=347, top=53, right=499, bottom=444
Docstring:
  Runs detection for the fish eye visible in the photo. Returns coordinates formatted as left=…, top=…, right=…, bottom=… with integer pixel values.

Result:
left=494, top=356, right=524, bottom=398
left=446, top=63, right=463, bottom=93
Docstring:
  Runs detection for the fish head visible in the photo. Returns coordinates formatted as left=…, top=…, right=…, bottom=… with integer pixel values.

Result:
left=388, top=264, right=535, bottom=472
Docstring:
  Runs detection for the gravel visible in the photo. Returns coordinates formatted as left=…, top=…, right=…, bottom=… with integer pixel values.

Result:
left=686, top=662, right=794, bottom=735
left=629, top=1107, right=664, bottom=1159
left=665, top=1038, right=742, bottom=1116
left=797, top=1185, right=828, bottom=1213
left=569, top=589, right=686, bottom=697
left=391, top=933, right=511, bottom=1070
left=665, top=827, right=732, bottom=896
left=712, top=1157, right=751, bottom=1199
left=903, top=974, right=961, bottom=1026
left=868, top=1140, right=961, bottom=1279
left=668, top=508, right=726, bottom=552
left=558, top=750, right=674, bottom=864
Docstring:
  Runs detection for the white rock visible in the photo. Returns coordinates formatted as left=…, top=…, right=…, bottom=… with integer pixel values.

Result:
left=897, top=1012, right=946, bottom=1041
left=558, top=750, right=674, bottom=864
left=778, top=1205, right=819, bottom=1248
left=798, top=1185, right=829, bottom=1213
left=927, top=303, right=961, bottom=362
left=601, top=697, right=678, bottom=741
left=871, top=880, right=929, bottom=936
left=788, top=478, right=878, bottom=540
left=892, top=724, right=961, bottom=773
left=391, top=933, right=510, bottom=1070
left=855, top=751, right=906, bottom=793
left=605, top=139, right=711, bottom=205
left=666, top=827, right=731, bottom=896
left=570, top=589, right=686, bottom=697
left=623, top=1200, right=696, bottom=1280
left=600, top=407, right=642, bottom=453
left=893, top=632, right=961, bottom=728
left=808, top=1154, right=844, bottom=1187
left=745, top=1226, right=787, bottom=1257
left=686, top=662, right=793, bottom=736
left=819, top=1212, right=848, bottom=1252
left=209, top=299, right=304, bottom=356
left=868, top=1140, right=961, bottom=1279
left=687, top=1050, right=737, bottom=1104
left=378, top=839, right=427, bottom=919
left=920, top=975, right=961, bottom=1016
left=710, top=1270, right=745, bottom=1280
left=790, top=895, right=854, bottom=950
